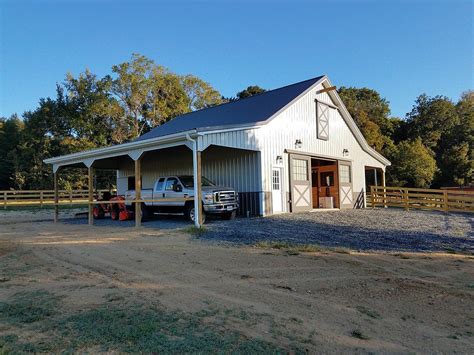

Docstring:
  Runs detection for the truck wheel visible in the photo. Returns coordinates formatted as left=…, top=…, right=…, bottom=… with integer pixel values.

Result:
left=93, top=206, right=105, bottom=219
left=185, top=204, right=206, bottom=224
left=222, top=210, right=236, bottom=220
left=141, top=204, right=150, bottom=222
left=110, top=205, right=119, bottom=220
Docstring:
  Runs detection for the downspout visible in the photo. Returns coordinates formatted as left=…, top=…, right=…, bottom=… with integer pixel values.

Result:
left=186, top=132, right=201, bottom=228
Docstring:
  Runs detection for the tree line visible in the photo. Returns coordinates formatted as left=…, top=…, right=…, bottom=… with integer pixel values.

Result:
left=0, top=53, right=472, bottom=190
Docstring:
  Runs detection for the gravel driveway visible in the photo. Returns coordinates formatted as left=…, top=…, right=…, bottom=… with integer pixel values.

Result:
left=200, top=209, right=474, bottom=253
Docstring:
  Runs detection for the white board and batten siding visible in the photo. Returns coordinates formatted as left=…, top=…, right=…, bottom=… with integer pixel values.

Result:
left=254, top=82, right=385, bottom=213
left=116, top=144, right=263, bottom=215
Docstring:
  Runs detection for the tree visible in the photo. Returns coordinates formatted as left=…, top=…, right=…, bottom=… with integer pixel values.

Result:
left=338, top=87, right=393, bottom=153
left=387, top=138, right=437, bottom=188
left=64, top=70, right=122, bottom=146
left=109, top=54, right=222, bottom=141
left=182, top=75, right=222, bottom=110
left=405, top=94, right=460, bottom=152
left=0, top=115, right=23, bottom=189
left=236, top=85, right=266, bottom=99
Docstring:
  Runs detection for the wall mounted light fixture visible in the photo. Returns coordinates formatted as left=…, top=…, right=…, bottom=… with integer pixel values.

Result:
left=295, top=139, right=302, bottom=149
left=276, top=155, right=283, bottom=165
left=343, top=148, right=349, bottom=157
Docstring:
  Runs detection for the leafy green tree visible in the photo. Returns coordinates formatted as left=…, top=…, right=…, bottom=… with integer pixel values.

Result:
left=0, top=115, right=23, bottom=189
left=182, top=74, right=222, bottom=110
left=64, top=70, right=122, bottom=146
left=387, top=138, right=437, bottom=188
left=405, top=94, right=460, bottom=152
left=338, top=87, right=393, bottom=152
left=236, top=85, right=266, bottom=99
left=109, top=54, right=222, bottom=140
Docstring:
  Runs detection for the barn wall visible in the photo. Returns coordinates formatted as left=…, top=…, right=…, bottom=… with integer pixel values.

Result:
left=255, top=82, right=386, bottom=212
left=116, top=145, right=262, bottom=216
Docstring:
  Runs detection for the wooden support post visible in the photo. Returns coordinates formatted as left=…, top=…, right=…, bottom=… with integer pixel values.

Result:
left=3, top=191, right=7, bottom=210
left=135, top=158, right=142, bottom=228
left=54, top=171, right=59, bottom=223
left=382, top=170, right=387, bottom=208
left=196, top=150, right=203, bottom=226
left=88, top=167, right=94, bottom=225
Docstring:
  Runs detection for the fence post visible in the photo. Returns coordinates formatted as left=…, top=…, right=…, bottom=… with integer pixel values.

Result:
left=3, top=192, right=6, bottom=209
left=404, top=189, right=409, bottom=211
left=370, top=186, right=375, bottom=208
left=40, top=191, right=43, bottom=207
left=443, top=191, right=448, bottom=212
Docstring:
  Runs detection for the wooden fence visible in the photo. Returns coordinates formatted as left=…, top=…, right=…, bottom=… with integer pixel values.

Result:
left=370, top=186, right=474, bottom=213
left=1, top=189, right=115, bottom=208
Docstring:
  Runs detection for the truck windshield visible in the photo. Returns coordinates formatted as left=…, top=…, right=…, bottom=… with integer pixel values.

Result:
left=178, top=176, right=215, bottom=188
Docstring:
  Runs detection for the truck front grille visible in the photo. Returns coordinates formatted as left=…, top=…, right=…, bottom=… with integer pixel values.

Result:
left=216, top=191, right=237, bottom=202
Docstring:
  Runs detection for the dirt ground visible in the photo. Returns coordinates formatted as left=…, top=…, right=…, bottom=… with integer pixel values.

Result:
left=1, top=211, right=473, bottom=353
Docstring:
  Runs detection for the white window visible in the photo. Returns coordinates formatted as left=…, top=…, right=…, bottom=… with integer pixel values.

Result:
left=272, top=170, right=280, bottom=190
left=340, top=165, right=351, bottom=183
left=292, top=159, right=308, bottom=181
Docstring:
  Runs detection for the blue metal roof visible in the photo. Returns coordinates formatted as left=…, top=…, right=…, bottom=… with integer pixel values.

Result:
left=136, top=76, right=325, bottom=141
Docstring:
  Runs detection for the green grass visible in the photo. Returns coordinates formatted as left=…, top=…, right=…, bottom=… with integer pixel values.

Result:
left=182, top=226, right=208, bottom=237
left=0, top=290, right=61, bottom=325
left=255, top=241, right=322, bottom=253
left=351, top=329, right=370, bottom=340
left=356, top=306, right=382, bottom=319
left=0, top=292, right=305, bottom=354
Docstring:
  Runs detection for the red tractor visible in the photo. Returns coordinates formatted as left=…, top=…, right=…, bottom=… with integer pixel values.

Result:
left=93, top=192, right=134, bottom=221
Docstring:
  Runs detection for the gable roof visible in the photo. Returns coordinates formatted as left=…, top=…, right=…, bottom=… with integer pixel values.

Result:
left=136, top=76, right=325, bottom=141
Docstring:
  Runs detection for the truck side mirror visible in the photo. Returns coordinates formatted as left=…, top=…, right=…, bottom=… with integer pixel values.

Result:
left=173, top=184, right=183, bottom=192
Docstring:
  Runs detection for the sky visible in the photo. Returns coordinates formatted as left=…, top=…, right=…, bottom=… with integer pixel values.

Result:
left=0, top=0, right=472, bottom=119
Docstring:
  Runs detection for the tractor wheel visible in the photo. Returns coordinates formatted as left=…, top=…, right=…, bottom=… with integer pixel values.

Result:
left=93, top=206, right=105, bottom=219
left=110, top=205, right=119, bottom=220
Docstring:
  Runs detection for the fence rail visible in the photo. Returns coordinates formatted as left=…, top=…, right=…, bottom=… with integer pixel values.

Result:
left=1, top=189, right=116, bottom=208
left=370, top=186, right=474, bottom=213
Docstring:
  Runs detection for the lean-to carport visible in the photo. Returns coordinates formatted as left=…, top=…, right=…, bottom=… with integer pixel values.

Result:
left=45, top=130, right=206, bottom=228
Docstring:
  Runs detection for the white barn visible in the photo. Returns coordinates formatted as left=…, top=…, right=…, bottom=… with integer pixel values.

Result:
left=45, top=75, right=390, bottom=222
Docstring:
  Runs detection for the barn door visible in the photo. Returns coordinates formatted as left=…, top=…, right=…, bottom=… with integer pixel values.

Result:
left=316, top=101, right=330, bottom=140
left=289, top=154, right=312, bottom=212
left=338, top=161, right=353, bottom=209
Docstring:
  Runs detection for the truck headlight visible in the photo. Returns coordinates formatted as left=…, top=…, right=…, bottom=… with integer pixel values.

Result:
left=204, top=193, right=214, bottom=204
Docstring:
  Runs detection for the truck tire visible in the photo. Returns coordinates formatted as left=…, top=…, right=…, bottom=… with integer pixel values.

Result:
left=185, top=203, right=206, bottom=224
left=222, top=210, right=236, bottom=220
left=110, top=205, right=119, bottom=220
left=141, top=204, right=150, bottom=222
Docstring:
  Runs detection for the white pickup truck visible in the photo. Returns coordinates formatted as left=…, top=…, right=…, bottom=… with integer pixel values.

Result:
left=124, top=175, right=239, bottom=222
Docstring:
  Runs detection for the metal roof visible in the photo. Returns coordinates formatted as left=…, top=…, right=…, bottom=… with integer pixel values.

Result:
left=136, top=76, right=325, bottom=141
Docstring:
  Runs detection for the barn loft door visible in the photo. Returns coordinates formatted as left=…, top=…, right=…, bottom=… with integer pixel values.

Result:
left=338, top=161, right=354, bottom=209
left=289, top=154, right=312, bottom=212
left=316, top=101, right=330, bottom=140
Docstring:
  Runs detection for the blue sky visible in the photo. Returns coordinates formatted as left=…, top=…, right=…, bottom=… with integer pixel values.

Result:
left=0, top=0, right=472, bottom=119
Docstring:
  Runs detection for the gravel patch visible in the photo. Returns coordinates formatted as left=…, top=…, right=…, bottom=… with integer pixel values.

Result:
left=199, top=209, right=474, bottom=253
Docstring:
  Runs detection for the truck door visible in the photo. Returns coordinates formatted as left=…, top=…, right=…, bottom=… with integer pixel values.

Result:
left=164, top=177, right=184, bottom=207
left=152, top=178, right=165, bottom=206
